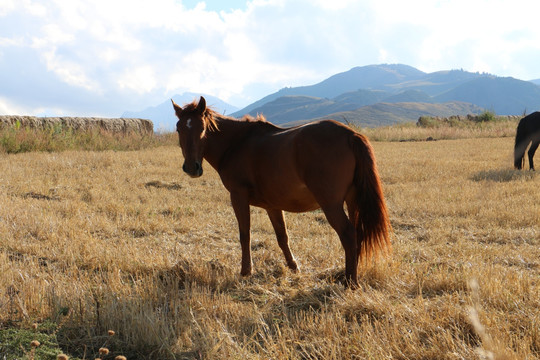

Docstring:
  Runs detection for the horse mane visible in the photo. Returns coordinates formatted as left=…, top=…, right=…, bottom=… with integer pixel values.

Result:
left=184, top=98, right=279, bottom=134
left=179, top=100, right=218, bottom=132
left=238, top=113, right=282, bottom=133
left=241, top=113, right=268, bottom=123
left=202, top=105, right=277, bottom=132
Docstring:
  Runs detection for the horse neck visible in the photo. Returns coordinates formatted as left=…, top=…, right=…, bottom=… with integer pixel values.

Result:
left=203, top=115, right=257, bottom=170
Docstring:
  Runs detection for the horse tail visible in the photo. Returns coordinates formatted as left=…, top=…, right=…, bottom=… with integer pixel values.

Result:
left=350, top=133, right=392, bottom=262
left=514, top=116, right=530, bottom=169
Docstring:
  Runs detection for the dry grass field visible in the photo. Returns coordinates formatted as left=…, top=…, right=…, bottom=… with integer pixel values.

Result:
left=0, top=124, right=539, bottom=359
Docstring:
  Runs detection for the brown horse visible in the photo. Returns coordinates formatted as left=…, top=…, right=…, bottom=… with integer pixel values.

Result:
left=172, top=96, right=391, bottom=287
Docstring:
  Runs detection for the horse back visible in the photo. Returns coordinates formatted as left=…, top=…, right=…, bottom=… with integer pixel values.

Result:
left=516, top=112, right=540, bottom=144
left=257, top=119, right=358, bottom=172
left=223, top=119, right=355, bottom=169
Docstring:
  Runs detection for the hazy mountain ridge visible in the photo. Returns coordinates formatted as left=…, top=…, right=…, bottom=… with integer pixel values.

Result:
left=283, top=101, right=485, bottom=127
left=235, top=64, right=427, bottom=115
left=232, top=65, right=540, bottom=126
left=122, top=93, right=238, bottom=132
left=434, top=76, right=540, bottom=114
left=124, top=64, right=540, bottom=130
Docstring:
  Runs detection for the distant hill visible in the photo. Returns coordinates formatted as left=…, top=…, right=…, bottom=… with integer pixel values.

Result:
left=231, top=64, right=540, bottom=125
left=382, top=89, right=434, bottom=104
left=123, top=64, right=540, bottom=130
left=122, top=93, right=238, bottom=131
left=386, top=69, right=484, bottom=95
left=243, top=89, right=478, bottom=126
left=297, top=63, right=426, bottom=97
left=434, top=76, right=540, bottom=114
left=233, top=64, right=426, bottom=116
left=332, top=89, right=389, bottom=106
left=245, top=96, right=358, bottom=125
left=300, top=101, right=485, bottom=127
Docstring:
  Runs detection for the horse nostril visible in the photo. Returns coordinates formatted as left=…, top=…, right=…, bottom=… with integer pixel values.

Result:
left=182, top=162, right=202, bottom=176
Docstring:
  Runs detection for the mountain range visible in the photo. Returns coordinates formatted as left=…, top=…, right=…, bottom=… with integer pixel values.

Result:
left=123, top=64, right=540, bottom=130
left=122, top=93, right=239, bottom=132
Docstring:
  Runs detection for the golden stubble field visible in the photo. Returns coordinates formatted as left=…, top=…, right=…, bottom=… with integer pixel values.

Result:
left=0, top=136, right=538, bottom=359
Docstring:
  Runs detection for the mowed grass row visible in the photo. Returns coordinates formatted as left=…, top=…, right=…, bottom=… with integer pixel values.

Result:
left=0, top=131, right=539, bottom=358
left=0, top=124, right=176, bottom=153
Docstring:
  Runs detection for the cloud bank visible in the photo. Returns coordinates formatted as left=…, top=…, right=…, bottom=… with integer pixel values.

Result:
left=1, top=0, right=539, bottom=116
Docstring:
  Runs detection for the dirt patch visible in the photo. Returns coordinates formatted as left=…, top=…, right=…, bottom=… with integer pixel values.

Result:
left=144, top=180, right=182, bottom=190
left=22, top=191, right=60, bottom=201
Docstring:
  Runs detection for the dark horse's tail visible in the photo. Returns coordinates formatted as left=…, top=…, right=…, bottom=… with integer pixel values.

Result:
left=350, top=133, right=392, bottom=262
left=514, top=117, right=530, bottom=169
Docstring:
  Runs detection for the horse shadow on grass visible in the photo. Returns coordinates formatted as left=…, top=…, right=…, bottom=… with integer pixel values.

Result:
left=471, top=169, right=537, bottom=182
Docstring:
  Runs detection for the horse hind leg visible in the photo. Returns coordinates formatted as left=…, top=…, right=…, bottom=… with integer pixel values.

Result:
left=345, top=193, right=362, bottom=261
left=528, top=140, right=539, bottom=170
left=321, top=204, right=358, bottom=288
left=266, top=209, right=298, bottom=271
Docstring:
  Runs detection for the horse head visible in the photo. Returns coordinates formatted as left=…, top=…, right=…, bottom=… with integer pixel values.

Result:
left=172, top=96, right=208, bottom=177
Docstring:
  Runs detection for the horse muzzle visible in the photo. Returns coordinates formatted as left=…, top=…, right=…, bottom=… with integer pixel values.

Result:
left=183, top=161, right=203, bottom=178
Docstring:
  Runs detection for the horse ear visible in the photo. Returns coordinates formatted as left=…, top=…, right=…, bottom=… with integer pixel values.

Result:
left=197, top=96, right=206, bottom=115
left=171, top=99, right=182, bottom=117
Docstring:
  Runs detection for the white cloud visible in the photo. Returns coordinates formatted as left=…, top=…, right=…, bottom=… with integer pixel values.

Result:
left=44, top=54, right=99, bottom=91
left=312, top=0, right=358, bottom=10
left=0, top=96, right=23, bottom=115
left=117, top=66, right=157, bottom=94
left=0, top=0, right=16, bottom=16
left=367, top=0, right=540, bottom=77
left=32, top=23, right=75, bottom=48
left=23, top=0, right=48, bottom=17
left=2, top=0, right=540, bottom=116
left=0, top=36, right=22, bottom=47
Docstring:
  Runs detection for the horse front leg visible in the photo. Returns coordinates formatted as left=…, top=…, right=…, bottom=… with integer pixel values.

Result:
left=528, top=140, right=538, bottom=170
left=266, top=209, right=298, bottom=271
left=230, top=192, right=252, bottom=276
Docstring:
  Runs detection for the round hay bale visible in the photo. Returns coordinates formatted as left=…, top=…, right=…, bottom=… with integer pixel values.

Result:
left=0, top=116, right=154, bottom=134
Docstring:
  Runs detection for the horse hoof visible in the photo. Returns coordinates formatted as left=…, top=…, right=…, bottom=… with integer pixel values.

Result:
left=345, top=277, right=359, bottom=289
left=288, top=261, right=299, bottom=272
left=240, top=268, right=252, bottom=277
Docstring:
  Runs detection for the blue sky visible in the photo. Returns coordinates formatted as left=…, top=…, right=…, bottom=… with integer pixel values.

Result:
left=1, top=0, right=540, bottom=117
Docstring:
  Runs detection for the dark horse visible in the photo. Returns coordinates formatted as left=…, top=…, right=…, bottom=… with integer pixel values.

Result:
left=172, top=96, right=391, bottom=287
left=514, top=112, right=540, bottom=170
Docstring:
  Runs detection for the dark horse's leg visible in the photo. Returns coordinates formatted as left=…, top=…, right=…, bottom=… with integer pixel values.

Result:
left=514, top=141, right=527, bottom=170
left=266, top=209, right=298, bottom=271
left=230, top=192, right=252, bottom=276
left=528, top=140, right=539, bottom=170
left=345, top=194, right=362, bottom=262
left=321, top=204, right=359, bottom=287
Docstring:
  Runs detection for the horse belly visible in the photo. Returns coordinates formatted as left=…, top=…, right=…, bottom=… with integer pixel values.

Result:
left=251, top=173, right=319, bottom=212
left=272, top=184, right=318, bottom=212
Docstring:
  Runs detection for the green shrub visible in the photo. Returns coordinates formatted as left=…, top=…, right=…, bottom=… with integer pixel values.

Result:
left=476, top=110, right=496, bottom=122
left=417, top=116, right=438, bottom=128
left=0, top=322, right=74, bottom=360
